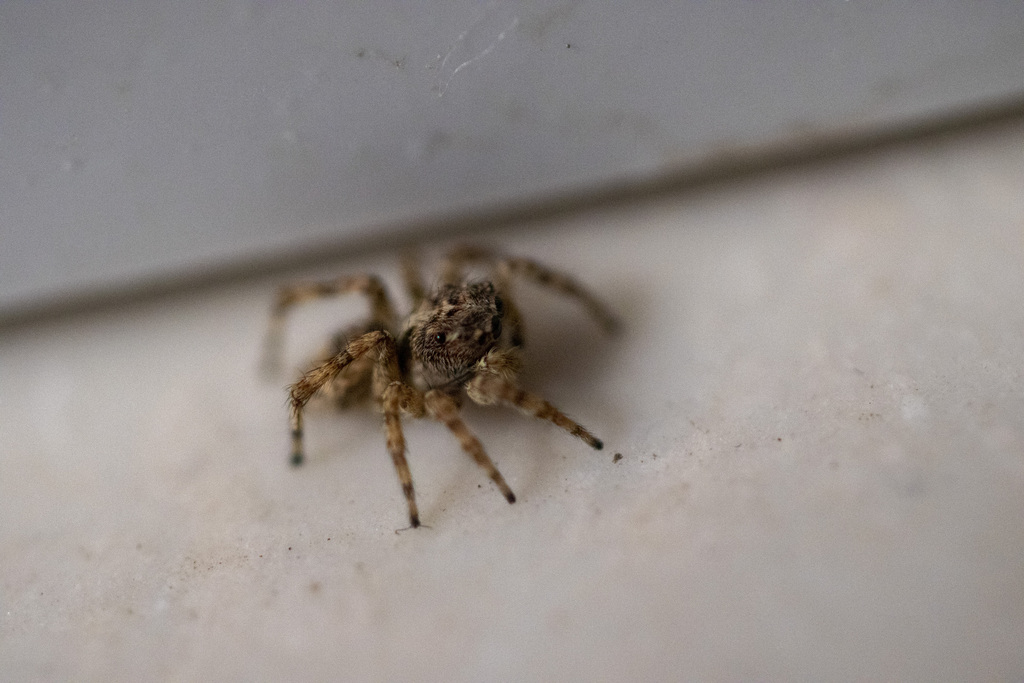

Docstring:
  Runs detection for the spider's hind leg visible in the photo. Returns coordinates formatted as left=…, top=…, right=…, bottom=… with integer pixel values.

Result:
left=263, top=274, right=397, bottom=377
left=496, top=256, right=619, bottom=334
left=400, top=250, right=427, bottom=309
left=442, top=245, right=620, bottom=335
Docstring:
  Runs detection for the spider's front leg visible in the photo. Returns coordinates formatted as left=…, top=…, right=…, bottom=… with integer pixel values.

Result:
left=467, top=350, right=604, bottom=450
left=288, top=330, right=395, bottom=466
left=382, top=380, right=426, bottom=528
left=424, top=390, right=517, bottom=505
left=290, top=329, right=426, bottom=528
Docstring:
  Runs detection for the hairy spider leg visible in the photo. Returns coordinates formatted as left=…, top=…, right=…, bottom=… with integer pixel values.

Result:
left=424, top=390, right=517, bottom=504
left=400, top=250, right=427, bottom=309
left=263, top=274, right=397, bottom=377
left=467, top=352, right=604, bottom=450
left=289, top=330, right=394, bottom=464
left=382, top=381, right=426, bottom=528
left=290, top=329, right=425, bottom=528
left=317, top=322, right=379, bottom=409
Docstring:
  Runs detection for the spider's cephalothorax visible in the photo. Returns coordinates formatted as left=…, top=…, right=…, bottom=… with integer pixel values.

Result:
left=264, top=246, right=618, bottom=528
left=404, top=282, right=505, bottom=391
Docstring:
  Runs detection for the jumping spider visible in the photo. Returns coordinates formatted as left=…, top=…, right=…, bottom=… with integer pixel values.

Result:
left=264, top=245, right=618, bottom=528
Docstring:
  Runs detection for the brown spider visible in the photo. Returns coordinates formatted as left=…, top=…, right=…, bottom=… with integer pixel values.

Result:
left=264, top=245, right=618, bottom=528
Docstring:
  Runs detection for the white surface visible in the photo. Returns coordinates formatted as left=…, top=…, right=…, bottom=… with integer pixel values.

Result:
left=2, top=119, right=1024, bottom=680
left=3, top=1, right=1024, bottom=314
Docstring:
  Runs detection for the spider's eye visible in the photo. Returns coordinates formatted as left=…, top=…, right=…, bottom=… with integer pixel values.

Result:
left=494, top=295, right=505, bottom=316
left=490, top=316, right=502, bottom=338
left=433, top=332, right=446, bottom=344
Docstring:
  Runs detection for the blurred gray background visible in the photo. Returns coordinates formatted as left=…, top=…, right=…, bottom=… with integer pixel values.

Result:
left=3, top=1, right=1023, bottom=317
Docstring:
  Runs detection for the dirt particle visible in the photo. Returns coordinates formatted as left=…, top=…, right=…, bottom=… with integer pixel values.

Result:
left=613, top=452, right=623, bottom=463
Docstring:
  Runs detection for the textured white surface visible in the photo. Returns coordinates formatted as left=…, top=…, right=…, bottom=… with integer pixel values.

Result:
left=2, top=119, right=1024, bottom=680
left=3, top=1, right=1024, bottom=313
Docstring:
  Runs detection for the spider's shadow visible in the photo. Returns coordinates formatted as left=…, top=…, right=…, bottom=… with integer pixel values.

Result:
left=513, top=294, right=625, bottom=386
